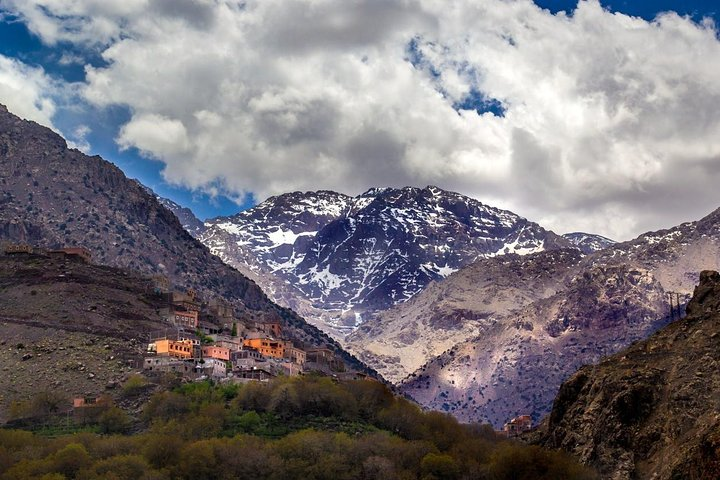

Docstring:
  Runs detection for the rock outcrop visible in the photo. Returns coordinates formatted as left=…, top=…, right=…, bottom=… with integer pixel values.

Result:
left=539, top=270, right=720, bottom=479
left=395, top=206, right=720, bottom=426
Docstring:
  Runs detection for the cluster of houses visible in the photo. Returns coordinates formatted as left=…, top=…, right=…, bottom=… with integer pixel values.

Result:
left=3, top=242, right=354, bottom=384
left=144, top=285, right=349, bottom=383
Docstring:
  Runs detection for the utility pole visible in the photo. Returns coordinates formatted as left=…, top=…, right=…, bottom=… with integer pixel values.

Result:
left=667, top=291, right=684, bottom=320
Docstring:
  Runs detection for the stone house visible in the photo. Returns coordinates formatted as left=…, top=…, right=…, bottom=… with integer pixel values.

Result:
left=503, top=415, right=532, bottom=436
left=284, top=344, right=307, bottom=366
left=202, top=345, right=231, bottom=361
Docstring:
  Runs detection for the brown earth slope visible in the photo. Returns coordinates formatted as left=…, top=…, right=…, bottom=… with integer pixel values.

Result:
left=539, top=270, right=720, bottom=480
left=0, top=253, right=168, bottom=422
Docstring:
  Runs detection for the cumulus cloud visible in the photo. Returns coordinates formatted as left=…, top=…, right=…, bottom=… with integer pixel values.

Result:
left=2, top=0, right=720, bottom=240
left=0, top=54, right=58, bottom=127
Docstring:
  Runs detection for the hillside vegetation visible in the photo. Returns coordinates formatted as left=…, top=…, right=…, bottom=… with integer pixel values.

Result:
left=0, top=376, right=595, bottom=480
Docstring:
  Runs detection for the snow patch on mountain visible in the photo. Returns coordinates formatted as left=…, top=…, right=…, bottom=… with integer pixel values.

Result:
left=195, top=186, right=574, bottom=338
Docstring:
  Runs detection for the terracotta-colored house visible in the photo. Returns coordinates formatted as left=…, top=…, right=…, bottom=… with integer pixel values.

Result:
left=155, top=339, right=194, bottom=359
left=243, top=338, right=285, bottom=358
left=202, top=345, right=231, bottom=361
left=503, top=415, right=532, bottom=436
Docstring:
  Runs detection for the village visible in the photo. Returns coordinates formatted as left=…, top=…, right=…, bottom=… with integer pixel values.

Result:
left=3, top=243, right=362, bottom=387
left=142, top=281, right=358, bottom=384
left=4, top=242, right=530, bottom=437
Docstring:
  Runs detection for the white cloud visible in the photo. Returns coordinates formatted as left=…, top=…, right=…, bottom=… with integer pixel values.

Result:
left=66, top=124, right=91, bottom=152
left=117, top=113, right=191, bottom=159
left=0, top=54, right=57, bottom=127
left=2, top=0, right=720, bottom=240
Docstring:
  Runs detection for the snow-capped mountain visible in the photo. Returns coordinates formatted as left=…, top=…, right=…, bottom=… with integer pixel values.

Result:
left=198, top=186, right=573, bottom=336
left=562, top=232, right=615, bottom=254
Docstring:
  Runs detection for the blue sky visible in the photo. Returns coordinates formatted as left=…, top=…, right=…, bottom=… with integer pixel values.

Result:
left=0, top=0, right=718, bottom=239
left=537, top=0, right=718, bottom=22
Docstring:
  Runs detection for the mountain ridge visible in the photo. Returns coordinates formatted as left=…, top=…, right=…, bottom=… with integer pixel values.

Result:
left=394, top=205, right=720, bottom=426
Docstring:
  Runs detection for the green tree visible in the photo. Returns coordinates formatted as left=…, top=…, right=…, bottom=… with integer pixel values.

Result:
left=98, top=407, right=131, bottom=434
left=420, top=453, right=460, bottom=480
left=50, top=443, right=93, bottom=479
left=142, top=433, right=184, bottom=469
left=84, top=454, right=152, bottom=480
left=268, top=383, right=300, bottom=420
left=235, top=411, right=262, bottom=434
left=178, top=440, right=217, bottom=480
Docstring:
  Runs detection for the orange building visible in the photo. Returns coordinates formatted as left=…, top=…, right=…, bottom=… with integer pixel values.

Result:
left=243, top=338, right=285, bottom=358
left=155, top=339, right=194, bottom=359
left=202, top=345, right=231, bottom=361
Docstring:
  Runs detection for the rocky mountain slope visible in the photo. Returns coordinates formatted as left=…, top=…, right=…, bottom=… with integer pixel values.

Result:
left=394, top=206, right=720, bottom=426
left=149, top=189, right=206, bottom=237
left=346, top=248, right=583, bottom=382
left=199, top=186, right=573, bottom=337
left=539, top=270, right=720, bottom=480
left=562, top=232, right=616, bottom=254
left=0, top=252, right=168, bottom=422
left=0, top=104, right=364, bottom=369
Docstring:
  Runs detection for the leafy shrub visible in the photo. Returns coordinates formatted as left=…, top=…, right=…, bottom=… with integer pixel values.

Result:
left=122, top=375, right=148, bottom=397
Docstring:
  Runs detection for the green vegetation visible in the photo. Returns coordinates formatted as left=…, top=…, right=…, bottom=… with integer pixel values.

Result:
left=121, top=374, right=149, bottom=397
left=0, top=376, right=596, bottom=479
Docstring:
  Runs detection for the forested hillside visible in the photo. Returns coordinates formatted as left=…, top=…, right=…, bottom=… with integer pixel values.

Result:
left=0, top=376, right=595, bottom=480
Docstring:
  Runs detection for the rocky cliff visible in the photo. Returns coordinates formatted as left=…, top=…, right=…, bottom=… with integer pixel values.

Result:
left=539, top=270, right=720, bottom=480
left=346, top=248, right=583, bottom=382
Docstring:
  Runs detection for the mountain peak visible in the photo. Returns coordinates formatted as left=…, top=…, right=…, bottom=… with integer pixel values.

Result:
left=198, top=184, right=573, bottom=337
left=562, top=231, right=616, bottom=254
